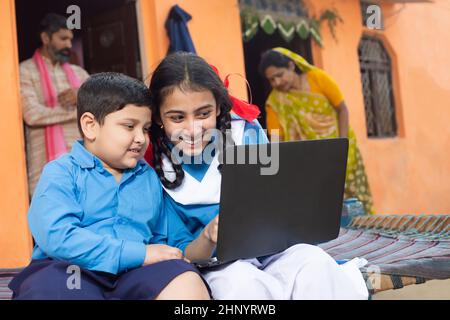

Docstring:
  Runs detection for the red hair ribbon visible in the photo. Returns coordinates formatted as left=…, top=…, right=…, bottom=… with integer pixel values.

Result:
left=210, top=65, right=261, bottom=123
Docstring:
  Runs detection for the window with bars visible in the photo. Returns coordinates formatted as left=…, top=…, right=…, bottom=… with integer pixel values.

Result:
left=358, top=36, right=397, bottom=138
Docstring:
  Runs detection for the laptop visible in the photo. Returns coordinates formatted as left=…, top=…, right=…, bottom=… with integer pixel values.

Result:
left=193, top=138, right=348, bottom=269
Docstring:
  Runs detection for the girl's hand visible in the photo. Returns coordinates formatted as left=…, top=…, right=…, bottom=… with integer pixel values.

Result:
left=202, top=214, right=219, bottom=244
left=184, top=215, right=219, bottom=261
left=143, top=244, right=187, bottom=266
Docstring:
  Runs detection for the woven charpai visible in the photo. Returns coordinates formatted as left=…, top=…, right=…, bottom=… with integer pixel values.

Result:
left=1, top=215, right=448, bottom=298
left=320, top=214, right=450, bottom=294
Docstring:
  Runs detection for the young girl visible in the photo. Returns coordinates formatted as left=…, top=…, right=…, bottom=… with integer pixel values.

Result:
left=149, top=52, right=369, bottom=300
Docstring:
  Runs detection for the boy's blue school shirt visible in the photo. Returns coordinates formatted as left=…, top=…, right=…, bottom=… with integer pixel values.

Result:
left=28, top=140, right=179, bottom=275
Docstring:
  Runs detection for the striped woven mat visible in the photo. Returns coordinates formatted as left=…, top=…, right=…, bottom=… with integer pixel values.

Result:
left=320, top=214, right=450, bottom=294
left=0, top=269, right=21, bottom=300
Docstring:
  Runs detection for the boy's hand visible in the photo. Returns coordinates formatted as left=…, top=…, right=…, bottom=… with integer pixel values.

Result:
left=143, top=244, right=187, bottom=266
left=202, top=214, right=219, bottom=244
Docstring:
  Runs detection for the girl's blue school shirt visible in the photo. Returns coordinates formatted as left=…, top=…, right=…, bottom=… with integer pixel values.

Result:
left=28, top=140, right=178, bottom=275
left=165, top=116, right=269, bottom=253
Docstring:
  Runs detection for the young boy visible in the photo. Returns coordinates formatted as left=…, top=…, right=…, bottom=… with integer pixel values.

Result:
left=9, top=72, right=210, bottom=300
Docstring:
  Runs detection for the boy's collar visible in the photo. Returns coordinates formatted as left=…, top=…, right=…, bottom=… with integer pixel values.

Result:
left=70, top=140, right=147, bottom=173
left=71, top=140, right=96, bottom=169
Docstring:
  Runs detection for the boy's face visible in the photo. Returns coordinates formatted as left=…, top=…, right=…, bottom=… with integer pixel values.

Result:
left=89, top=104, right=151, bottom=172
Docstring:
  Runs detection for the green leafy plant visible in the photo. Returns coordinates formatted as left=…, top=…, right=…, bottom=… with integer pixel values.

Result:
left=319, top=7, right=344, bottom=41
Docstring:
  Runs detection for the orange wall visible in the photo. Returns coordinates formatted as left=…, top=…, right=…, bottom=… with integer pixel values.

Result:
left=0, top=0, right=33, bottom=268
left=307, top=0, right=450, bottom=214
left=138, top=0, right=248, bottom=99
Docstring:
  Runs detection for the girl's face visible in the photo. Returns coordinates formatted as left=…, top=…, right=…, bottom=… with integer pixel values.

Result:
left=264, top=61, right=297, bottom=92
left=159, top=87, right=220, bottom=157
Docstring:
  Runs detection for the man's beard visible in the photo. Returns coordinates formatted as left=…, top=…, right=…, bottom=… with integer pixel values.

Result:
left=49, top=46, right=71, bottom=63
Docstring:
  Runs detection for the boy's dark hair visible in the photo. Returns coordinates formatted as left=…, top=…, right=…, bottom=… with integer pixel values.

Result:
left=258, top=50, right=302, bottom=76
left=149, top=52, right=234, bottom=189
left=77, top=72, right=152, bottom=136
left=38, top=13, right=68, bottom=41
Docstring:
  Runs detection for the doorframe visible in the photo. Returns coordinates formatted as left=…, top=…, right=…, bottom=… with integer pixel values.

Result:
left=135, top=0, right=162, bottom=84
left=0, top=0, right=33, bottom=268
left=135, top=0, right=150, bottom=83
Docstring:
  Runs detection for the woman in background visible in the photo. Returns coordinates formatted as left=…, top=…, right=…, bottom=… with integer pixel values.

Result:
left=259, top=47, right=373, bottom=214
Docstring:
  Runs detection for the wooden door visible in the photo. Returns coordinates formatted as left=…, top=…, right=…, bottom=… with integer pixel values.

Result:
left=83, top=1, right=142, bottom=79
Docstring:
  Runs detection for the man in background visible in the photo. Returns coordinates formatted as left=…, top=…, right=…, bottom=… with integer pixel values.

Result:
left=20, top=13, right=89, bottom=195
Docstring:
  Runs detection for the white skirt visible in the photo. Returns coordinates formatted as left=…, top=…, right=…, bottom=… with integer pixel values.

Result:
left=202, top=243, right=369, bottom=300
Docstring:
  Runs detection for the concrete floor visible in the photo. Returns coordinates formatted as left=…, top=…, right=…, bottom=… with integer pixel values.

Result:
left=372, top=279, right=450, bottom=300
